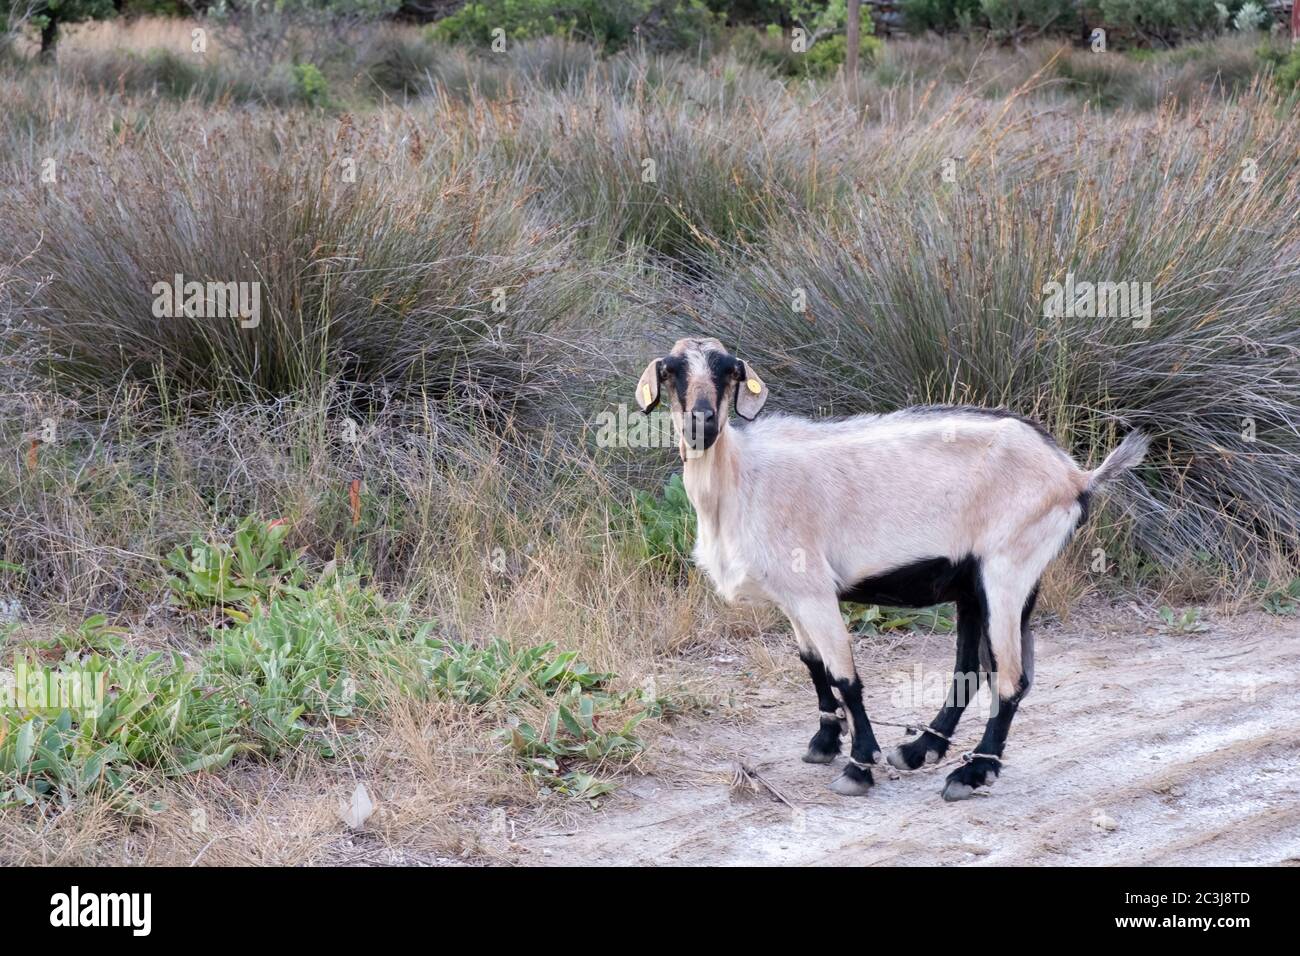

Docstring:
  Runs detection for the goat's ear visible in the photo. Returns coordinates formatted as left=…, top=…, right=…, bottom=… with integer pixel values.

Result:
left=635, top=359, right=662, bottom=413
left=734, top=360, right=768, bottom=420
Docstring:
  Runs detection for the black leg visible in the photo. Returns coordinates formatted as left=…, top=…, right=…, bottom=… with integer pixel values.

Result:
left=888, top=592, right=985, bottom=771
left=940, top=677, right=1026, bottom=801
left=829, top=674, right=882, bottom=795
left=800, top=652, right=843, bottom=764
left=941, top=587, right=1037, bottom=801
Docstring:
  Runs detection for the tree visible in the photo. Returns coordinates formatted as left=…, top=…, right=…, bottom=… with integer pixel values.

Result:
left=845, top=0, right=860, bottom=88
left=3, top=0, right=117, bottom=58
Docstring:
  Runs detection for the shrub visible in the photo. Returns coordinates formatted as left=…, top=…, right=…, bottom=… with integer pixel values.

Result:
left=432, top=0, right=721, bottom=54
left=1275, top=46, right=1300, bottom=90
left=359, top=28, right=438, bottom=93
left=291, top=61, right=329, bottom=104
left=1230, top=1, right=1269, bottom=31
left=1098, top=0, right=1222, bottom=45
left=979, top=0, right=1079, bottom=40
left=899, top=0, right=982, bottom=32
left=207, top=0, right=401, bottom=70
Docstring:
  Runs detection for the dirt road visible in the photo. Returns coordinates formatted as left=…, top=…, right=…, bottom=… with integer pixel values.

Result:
left=519, top=606, right=1300, bottom=865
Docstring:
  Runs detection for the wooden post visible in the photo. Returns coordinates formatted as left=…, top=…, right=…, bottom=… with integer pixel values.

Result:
left=846, top=0, right=862, bottom=95
left=1292, top=0, right=1299, bottom=44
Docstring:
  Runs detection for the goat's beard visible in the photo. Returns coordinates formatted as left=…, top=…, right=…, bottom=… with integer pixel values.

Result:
left=675, top=420, right=710, bottom=461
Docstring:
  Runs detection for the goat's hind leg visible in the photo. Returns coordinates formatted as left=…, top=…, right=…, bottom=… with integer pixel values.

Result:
left=793, top=621, right=843, bottom=764
left=887, top=592, right=985, bottom=771
left=941, top=585, right=1038, bottom=801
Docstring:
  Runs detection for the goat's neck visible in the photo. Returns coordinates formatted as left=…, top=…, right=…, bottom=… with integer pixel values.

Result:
left=682, top=427, right=740, bottom=540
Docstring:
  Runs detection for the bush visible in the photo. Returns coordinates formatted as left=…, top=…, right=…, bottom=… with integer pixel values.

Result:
left=291, top=61, right=329, bottom=104
left=432, top=0, right=721, bottom=53
left=1275, top=46, right=1300, bottom=90
left=899, top=0, right=982, bottom=32
left=979, top=0, right=1079, bottom=39
left=803, top=30, right=883, bottom=75
left=1230, top=1, right=1270, bottom=32
left=359, top=29, right=439, bottom=93
left=207, top=0, right=401, bottom=69
left=740, top=19, right=882, bottom=77
left=1098, top=0, right=1222, bottom=45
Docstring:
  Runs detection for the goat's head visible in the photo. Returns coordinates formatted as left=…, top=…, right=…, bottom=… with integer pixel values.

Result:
left=634, top=338, right=768, bottom=458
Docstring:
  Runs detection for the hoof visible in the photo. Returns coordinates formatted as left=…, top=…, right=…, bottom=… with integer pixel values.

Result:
left=941, top=780, right=975, bottom=802
left=941, top=758, right=999, bottom=802
left=888, top=735, right=948, bottom=771
left=829, top=764, right=874, bottom=796
left=803, top=726, right=841, bottom=765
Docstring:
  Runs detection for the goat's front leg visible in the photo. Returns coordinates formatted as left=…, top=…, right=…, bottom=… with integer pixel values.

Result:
left=792, top=620, right=843, bottom=764
left=788, top=597, right=882, bottom=796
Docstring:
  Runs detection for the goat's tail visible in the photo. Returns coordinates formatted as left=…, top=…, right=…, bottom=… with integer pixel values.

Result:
left=1087, top=430, right=1150, bottom=489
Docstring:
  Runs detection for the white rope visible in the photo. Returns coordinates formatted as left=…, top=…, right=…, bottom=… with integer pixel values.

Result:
left=961, top=751, right=1004, bottom=767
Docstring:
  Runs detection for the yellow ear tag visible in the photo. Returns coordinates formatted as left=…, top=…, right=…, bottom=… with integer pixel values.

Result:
left=746, top=379, right=761, bottom=395
left=640, top=383, right=652, bottom=405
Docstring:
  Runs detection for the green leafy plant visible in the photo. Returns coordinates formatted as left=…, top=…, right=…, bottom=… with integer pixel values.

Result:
left=0, top=649, right=245, bottom=809
left=1157, top=605, right=1211, bottom=633
left=802, top=30, right=883, bottom=77
left=3, top=557, right=665, bottom=807
left=502, top=686, right=650, bottom=800
left=291, top=62, right=329, bottom=106
left=49, top=614, right=129, bottom=655
left=1260, top=579, right=1300, bottom=616
left=843, top=602, right=957, bottom=636
left=629, top=473, right=694, bottom=567
left=165, top=517, right=305, bottom=620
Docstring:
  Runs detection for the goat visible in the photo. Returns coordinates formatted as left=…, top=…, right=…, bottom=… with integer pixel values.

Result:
left=636, top=337, right=1149, bottom=800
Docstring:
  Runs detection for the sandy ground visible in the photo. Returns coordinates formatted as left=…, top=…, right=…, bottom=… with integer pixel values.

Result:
left=515, top=606, right=1300, bottom=866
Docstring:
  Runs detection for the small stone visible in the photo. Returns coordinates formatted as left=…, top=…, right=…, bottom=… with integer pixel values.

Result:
left=1091, top=810, right=1118, bottom=831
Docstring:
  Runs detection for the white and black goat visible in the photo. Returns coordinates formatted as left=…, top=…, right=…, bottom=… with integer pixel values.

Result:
left=636, top=337, right=1148, bottom=800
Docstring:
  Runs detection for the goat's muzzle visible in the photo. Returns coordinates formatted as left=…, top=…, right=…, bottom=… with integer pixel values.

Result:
left=683, top=405, right=720, bottom=455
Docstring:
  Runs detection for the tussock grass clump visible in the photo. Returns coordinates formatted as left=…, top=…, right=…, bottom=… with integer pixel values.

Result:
left=2, top=112, right=600, bottom=414
left=505, top=63, right=851, bottom=260
left=686, top=89, right=1300, bottom=581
